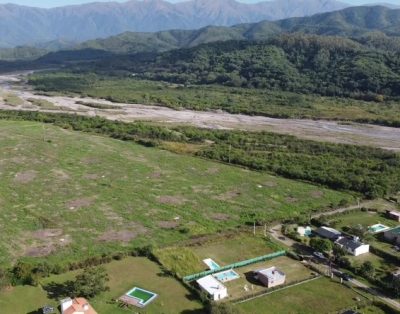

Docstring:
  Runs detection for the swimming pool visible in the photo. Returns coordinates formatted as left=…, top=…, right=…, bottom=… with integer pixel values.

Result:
left=213, top=269, right=240, bottom=282
left=368, top=224, right=390, bottom=233
left=123, top=287, right=158, bottom=307
left=203, top=258, right=220, bottom=270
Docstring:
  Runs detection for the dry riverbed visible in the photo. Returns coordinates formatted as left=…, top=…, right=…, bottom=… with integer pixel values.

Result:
left=1, top=72, right=400, bottom=151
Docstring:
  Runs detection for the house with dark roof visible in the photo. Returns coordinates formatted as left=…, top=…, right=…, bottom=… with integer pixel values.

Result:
left=335, top=236, right=369, bottom=256
left=314, top=226, right=341, bottom=240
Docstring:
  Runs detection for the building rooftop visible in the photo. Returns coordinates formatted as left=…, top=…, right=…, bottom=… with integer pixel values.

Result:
left=336, top=237, right=367, bottom=250
left=389, top=210, right=400, bottom=216
left=62, top=298, right=97, bottom=314
left=196, top=275, right=226, bottom=295
left=256, top=266, right=285, bottom=281
left=315, top=226, right=341, bottom=238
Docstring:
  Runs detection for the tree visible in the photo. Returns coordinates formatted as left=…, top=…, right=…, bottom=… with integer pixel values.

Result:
left=310, top=237, right=332, bottom=253
left=358, top=261, right=375, bottom=279
left=72, top=267, right=109, bottom=299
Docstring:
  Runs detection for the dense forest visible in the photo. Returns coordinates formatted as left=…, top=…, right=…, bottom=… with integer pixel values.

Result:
left=86, top=34, right=400, bottom=100
left=0, top=110, right=399, bottom=199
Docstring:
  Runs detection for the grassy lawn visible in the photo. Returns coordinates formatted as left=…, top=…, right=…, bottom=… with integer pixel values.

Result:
left=0, top=120, right=352, bottom=267
left=237, top=277, right=366, bottom=314
left=224, top=256, right=314, bottom=300
left=0, top=257, right=203, bottom=314
left=328, top=210, right=398, bottom=231
left=189, top=234, right=280, bottom=266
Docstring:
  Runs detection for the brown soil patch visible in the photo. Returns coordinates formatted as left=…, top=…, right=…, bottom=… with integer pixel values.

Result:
left=25, top=245, right=55, bottom=257
left=310, top=190, right=324, bottom=198
left=149, top=171, right=162, bottom=179
left=157, top=195, right=187, bottom=206
left=285, top=197, right=298, bottom=203
left=205, top=167, right=219, bottom=175
left=214, top=189, right=241, bottom=201
left=14, top=170, right=37, bottom=184
left=32, top=228, right=63, bottom=240
left=98, top=223, right=147, bottom=243
left=52, top=169, right=70, bottom=180
left=264, top=181, right=278, bottom=187
left=83, top=173, right=99, bottom=180
left=209, top=213, right=231, bottom=221
left=80, top=157, right=99, bottom=165
left=66, top=197, right=94, bottom=209
left=157, top=220, right=180, bottom=229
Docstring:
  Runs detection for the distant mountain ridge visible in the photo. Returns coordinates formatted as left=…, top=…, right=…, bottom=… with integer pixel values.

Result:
left=75, top=6, right=400, bottom=54
left=0, top=0, right=350, bottom=47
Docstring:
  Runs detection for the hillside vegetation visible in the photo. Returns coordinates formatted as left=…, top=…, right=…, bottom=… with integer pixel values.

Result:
left=87, top=34, right=400, bottom=100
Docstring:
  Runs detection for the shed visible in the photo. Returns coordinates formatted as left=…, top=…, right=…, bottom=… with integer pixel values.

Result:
left=196, top=275, right=227, bottom=301
left=384, top=226, right=400, bottom=245
left=254, top=266, right=286, bottom=288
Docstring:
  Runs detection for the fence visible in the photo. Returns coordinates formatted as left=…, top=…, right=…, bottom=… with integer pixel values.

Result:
left=183, top=250, right=286, bottom=282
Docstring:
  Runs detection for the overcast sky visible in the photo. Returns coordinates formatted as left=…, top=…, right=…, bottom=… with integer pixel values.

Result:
left=0, top=0, right=398, bottom=8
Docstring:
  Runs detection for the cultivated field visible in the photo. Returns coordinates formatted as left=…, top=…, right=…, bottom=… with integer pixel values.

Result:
left=0, top=257, right=203, bottom=314
left=0, top=120, right=352, bottom=266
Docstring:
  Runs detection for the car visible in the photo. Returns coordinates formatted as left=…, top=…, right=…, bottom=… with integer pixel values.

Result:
left=341, top=273, right=352, bottom=281
left=313, top=251, right=325, bottom=259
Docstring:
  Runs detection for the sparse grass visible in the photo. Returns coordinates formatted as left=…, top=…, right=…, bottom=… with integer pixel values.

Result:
left=0, top=120, right=353, bottom=267
left=0, top=257, right=204, bottom=314
left=237, top=277, right=365, bottom=313
left=75, top=100, right=121, bottom=110
left=3, top=93, right=24, bottom=106
left=28, top=98, right=58, bottom=110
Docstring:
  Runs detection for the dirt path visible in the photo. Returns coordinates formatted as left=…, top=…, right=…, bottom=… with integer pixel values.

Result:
left=1, top=72, right=400, bottom=151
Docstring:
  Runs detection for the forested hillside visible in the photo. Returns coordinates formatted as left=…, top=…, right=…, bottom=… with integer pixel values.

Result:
left=80, top=34, right=400, bottom=100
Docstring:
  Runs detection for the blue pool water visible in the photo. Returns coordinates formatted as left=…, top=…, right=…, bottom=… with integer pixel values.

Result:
left=203, top=258, right=220, bottom=270
left=213, top=269, right=240, bottom=282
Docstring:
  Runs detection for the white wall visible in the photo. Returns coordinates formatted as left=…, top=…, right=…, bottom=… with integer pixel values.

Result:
left=353, top=244, right=370, bottom=256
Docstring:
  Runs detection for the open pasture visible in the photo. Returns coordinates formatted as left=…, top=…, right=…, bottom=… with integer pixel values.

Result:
left=0, top=120, right=352, bottom=266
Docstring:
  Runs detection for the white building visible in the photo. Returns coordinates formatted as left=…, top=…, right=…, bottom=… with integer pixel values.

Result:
left=196, top=275, right=228, bottom=301
left=335, top=237, right=369, bottom=256
left=254, top=267, right=286, bottom=288
left=61, top=297, right=97, bottom=314
left=297, top=226, right=312, bottom=237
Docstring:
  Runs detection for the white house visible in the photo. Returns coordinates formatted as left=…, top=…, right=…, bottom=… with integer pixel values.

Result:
left=335, top=237, right=369, bottom=256
left=196, top=275, right=228, bottom=301
left=297, top=226, right=312, bottom=237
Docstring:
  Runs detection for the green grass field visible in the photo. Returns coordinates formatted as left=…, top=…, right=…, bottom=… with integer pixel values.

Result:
left=237, top=277, right=366, bottom=314
left=0, top=257, right=203, bottom=314
left=0, top=120, right=352, bottom=267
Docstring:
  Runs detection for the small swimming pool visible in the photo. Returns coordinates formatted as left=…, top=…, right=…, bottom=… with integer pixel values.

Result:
left=125, top=287, right=158, bottom=307
left=368, top=224, right=390, bottom=233
left=203, top=258, right=220, bottom=270
left=213, top=269, right=240, bottom=282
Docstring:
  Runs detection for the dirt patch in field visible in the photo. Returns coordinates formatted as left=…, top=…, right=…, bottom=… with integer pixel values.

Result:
left=310, top=190, right=324, bottom=198
left=32, top=228, right=63, bottom=239
left=264, top=181, right=278, bottom=187
left=205, top=167, right=219, bottom=175
left=83, top=173, right=99, bottom=180
left=157, top=195, right=188, bottom=206
left=14, top=170, right=37, bottom=183
left=157, top=220, right=180, bottom=229
left=80, top=157, right=99, bottom=165
left=25, top=245, right=55, bottom=257
left=98, top=222, right=148, bottom=243
left=214, top=189, right=241, bottom=201
left=149, top=171, right=162, bottom=179
left=66, top=197, right=94, bottom=210
left=285, top=197, right=298, bottom=203
left=52, top=169, right=70, bottom=180
left=209, top=213, right=231, bottom=221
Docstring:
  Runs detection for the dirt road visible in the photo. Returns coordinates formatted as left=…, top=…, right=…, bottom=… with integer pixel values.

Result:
left=1, top=72, right=400, bottom=151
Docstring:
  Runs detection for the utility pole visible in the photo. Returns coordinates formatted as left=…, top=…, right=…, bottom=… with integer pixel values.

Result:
left=253, top=221, right=256, bottom=236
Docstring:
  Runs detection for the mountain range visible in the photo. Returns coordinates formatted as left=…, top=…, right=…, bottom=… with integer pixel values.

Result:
left=0, top=0, right=353, bottom=48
